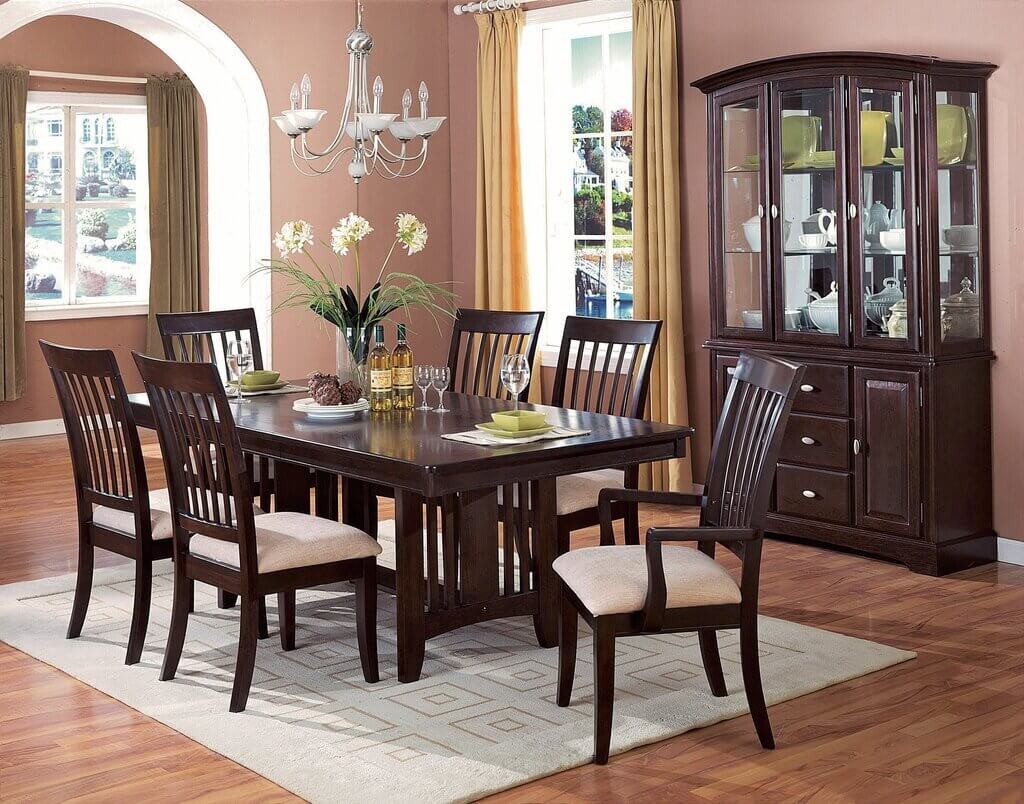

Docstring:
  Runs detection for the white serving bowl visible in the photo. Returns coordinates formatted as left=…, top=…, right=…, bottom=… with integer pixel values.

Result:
left=879, top=228, right=906, bottom=252
left=942, top=224, right=979, bottom=249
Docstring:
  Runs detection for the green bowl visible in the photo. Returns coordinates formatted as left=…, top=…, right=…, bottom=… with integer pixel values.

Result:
left=241, top=369, right=280, bottom=387
left=491, top=410, right=547, bottom=432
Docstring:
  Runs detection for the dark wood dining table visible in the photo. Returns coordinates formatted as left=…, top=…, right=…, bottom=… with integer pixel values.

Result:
left=128, top=389, right=693, bottom=682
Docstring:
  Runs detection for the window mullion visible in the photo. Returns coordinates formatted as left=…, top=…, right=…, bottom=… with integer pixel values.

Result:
left=602, top=31, right=613, bottom=319
left=65, top=105, right=75, bottom=306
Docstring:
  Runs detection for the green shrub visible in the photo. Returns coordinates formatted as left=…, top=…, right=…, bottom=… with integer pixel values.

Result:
left=77, top=209, right=109, bottom=240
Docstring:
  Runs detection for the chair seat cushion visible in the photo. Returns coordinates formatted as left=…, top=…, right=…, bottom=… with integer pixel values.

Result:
left=552, top=544, right=741, bottom=616
left=93, top=488, right=175, bottom=540
left=497, top=468, right=625, bottom=516
left=189, top=512, right=381, bottom=574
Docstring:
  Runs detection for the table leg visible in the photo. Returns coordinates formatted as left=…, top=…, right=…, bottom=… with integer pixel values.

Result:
left=342, top=477, right=378, bottom=538
left=395, top=488, right=426, bottom=682
left=531, top=477, right=560, bottom=648
left=274, top=460, right=312, bottom=514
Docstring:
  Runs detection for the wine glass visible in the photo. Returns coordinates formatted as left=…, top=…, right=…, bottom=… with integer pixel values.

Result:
left=431, top=365, right=450, bottom=413
left=500, top=354, right=530, bottom=413
left=415, top=365, right=433, bottom=411
left=227, top=338, right=252, bottom=401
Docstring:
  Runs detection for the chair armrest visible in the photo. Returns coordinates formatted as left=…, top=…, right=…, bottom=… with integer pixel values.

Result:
left=597, top=488, right=704, bottom=546
left=641, top=526, right=755, bottom=632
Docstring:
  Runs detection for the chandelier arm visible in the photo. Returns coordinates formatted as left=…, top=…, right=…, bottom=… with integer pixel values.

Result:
left=291, top=137, right=354, bottom=164
left=297, top=52, right=359, bottom=159
left=370, top=141, right=428, bottom=179
left=371, top=136, right=427, bottom=163
left=290, top=139, right=351, bottom=174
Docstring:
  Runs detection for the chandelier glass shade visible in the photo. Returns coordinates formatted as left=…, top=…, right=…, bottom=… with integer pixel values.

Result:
left=273, top=2, right=446, bottom=182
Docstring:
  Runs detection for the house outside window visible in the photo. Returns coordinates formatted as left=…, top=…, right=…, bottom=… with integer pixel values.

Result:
left=24, top=92, right=150, bottom=317
left=519, top=0, right=633, bottom=354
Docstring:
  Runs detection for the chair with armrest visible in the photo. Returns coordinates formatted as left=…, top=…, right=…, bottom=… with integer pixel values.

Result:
left=553, top=351, right=806, bottom=763
left=134, top=352, right=380, bottom=712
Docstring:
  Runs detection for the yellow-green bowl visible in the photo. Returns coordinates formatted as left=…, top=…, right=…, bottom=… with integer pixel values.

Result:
left=241, top=369, right=280, bottom=387
left=491, top=410, right=547, bottom=432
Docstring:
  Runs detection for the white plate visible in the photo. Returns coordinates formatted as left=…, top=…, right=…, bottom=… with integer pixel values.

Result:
left=293, top=398, right=369, bottom=419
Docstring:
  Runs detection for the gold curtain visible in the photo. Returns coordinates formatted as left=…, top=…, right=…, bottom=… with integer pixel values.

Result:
left=475, top=9, right=527, bottom=311
left=1, top=66, right=28, bottom=402
left=633, top=0, right=692, bottom=490
left=146, top=74, right=201, bottom=355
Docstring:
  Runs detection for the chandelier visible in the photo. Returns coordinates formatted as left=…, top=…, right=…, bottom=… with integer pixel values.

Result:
left=273, top=2, right=446, bottom=182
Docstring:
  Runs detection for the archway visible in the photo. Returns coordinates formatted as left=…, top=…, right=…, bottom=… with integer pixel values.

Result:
left=2, top=0, right=273, bottom=359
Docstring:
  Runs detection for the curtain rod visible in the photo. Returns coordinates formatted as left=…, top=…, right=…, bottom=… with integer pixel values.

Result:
left=29, top=70, right=147, bottom=85
left=453, top=0, right=523, bottom=15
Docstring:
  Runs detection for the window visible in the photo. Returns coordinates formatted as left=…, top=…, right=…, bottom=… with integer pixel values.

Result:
left=520, top=0, right=632, bottom=351
left=24, top=92, right=150, bottom=315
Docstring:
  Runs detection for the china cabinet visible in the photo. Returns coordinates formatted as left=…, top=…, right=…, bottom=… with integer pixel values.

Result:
left=695, top=53, right=996, bottom=575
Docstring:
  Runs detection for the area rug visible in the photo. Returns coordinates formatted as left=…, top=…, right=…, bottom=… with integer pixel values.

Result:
left=0, top=564, right=914, bottom=803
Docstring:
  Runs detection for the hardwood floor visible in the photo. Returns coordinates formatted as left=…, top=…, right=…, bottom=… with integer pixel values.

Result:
left=1, top=434, right=1022, bottom=802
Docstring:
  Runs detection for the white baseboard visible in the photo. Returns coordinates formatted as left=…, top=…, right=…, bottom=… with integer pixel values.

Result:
left=0, top=417, right=66, bottom=440
left=997, top=537, right=1024, bottom=567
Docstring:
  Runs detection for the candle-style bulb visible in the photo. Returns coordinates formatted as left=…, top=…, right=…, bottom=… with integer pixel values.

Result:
left=373, top=75, right=383, bottom=114
left=402, top=88, right=413, bottom=120
left=300, top=73, right=312, bottom=95
left=418, top=81, right=429, bottom=118
left=289, top=83, right=300, bottom=110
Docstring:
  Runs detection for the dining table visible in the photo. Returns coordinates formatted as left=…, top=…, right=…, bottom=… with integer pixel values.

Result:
left=128, top=388, right=693, bottom=683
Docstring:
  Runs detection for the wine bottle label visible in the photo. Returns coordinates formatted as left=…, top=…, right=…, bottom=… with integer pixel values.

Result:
left=370, top=369, right=392, bottom=391
left=392, top=366, right=414, bottom=388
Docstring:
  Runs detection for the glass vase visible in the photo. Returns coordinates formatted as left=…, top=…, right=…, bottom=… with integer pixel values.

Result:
left=336, top=326, right=371, bottom=398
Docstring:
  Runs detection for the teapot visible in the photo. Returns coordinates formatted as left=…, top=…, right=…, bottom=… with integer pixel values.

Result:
left=863, top=201, right=890, bottom=247
left=801, top=208, right=837, bottom=246
left=805, top=281, right=840, bottom=333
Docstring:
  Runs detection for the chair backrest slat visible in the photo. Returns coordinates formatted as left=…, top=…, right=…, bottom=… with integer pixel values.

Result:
left=446, top=308, right=544, bottom=400
left=701, top=352, right=805, bottom=534
left=551, top=317, right=662, bottom=418
left=157, top=309, right=264, bottom=380
left=40, top=341, right=149, bottom=524
left=134, top=353, right=258, bottom=576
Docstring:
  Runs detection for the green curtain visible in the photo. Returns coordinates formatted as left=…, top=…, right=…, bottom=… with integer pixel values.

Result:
left=1, top=66, right=28, bottom=401
left=146, top=74, right=201, bottom=355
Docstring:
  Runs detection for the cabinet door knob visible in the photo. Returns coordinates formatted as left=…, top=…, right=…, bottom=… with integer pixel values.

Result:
left=802, top=489, right=817, bottom=499
left=800, top=436, right=815, bottom=445
left=853, top=438, right=861, bottom=455
left=800, top=383, right=815, bottom=393
left=757, top=203, right=765, bottom=218
left=770, top=204, right=779, bottom=219
left=848, top=203, right=858, bottom=219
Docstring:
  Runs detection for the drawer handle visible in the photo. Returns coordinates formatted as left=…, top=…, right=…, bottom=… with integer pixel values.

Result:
left=802, top=489, right=817, bottom=499
left=800, top=383, right=815, bottom=393
left=800, top=436, right=816, bottom=446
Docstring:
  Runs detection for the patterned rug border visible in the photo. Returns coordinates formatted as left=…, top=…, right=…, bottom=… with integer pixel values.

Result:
left=0, top=564, right=916, bottom=803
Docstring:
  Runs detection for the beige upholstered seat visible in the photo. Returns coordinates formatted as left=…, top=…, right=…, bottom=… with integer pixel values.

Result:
left=93, top=488, right=175, bottom=540
left=552, top=544, right=741, bottom=616
left=189, top=512, right=382, bottom=574
left=498, top=468, right=625, bottom=515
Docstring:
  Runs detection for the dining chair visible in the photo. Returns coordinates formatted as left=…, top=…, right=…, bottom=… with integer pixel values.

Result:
left=528, top=316, right=662, bottom=552
left=553, top=351, right=805, bottom=763
left=134, top=352, right=381, bottom=712
left=446, top=308, right=545, bottom=399
left=40, top=340, right=173, bottom=665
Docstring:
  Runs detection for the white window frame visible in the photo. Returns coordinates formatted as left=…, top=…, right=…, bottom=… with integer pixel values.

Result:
left=25, top=91, right=150, bottom=321
left=519, top=0, right=632, bottom=366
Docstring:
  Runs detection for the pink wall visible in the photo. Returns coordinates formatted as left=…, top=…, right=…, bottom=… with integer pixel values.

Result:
left=0, top=15, right=208, bottom=425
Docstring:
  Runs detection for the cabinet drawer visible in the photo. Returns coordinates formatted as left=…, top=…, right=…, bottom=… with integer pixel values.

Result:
left=792, top=362, right=849, bottom=416
left=780, top=414, right=850, bottom=470
left=775, top=464, right=852, bottom=525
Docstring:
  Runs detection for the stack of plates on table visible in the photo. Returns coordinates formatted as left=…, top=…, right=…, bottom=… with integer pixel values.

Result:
left=292, top=397, right=368, bottom=420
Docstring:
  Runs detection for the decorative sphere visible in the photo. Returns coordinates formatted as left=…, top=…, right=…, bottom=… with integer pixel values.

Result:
left=346, top=26, right=373, bottom=54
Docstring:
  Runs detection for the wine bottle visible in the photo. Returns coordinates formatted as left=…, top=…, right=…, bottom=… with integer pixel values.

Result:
left=369, top=324, right=393, bottom=412
left=391, top=323, right=414, bottom=410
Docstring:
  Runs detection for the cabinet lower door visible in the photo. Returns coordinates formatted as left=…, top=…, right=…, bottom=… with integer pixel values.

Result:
left=853, top=368, right=921, bottom=537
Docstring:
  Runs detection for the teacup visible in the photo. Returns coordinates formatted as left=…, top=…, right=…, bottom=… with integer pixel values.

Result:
left=943, top=224, right=979, bottom=249
left=799, top=233, right=829, bottom=250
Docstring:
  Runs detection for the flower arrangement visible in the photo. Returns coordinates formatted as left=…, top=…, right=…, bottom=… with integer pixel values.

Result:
left=253, top=213, right=455, bottom=393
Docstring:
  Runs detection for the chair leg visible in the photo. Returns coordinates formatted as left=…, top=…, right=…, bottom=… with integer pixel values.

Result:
left=623, top=502, right=640, bottom=546
left=160, top=571, right=193, bottom=682
left=217, top=589, right=237, bottom=609
left=592, top=617, right=616, bottom=765
left=698, top=629, right=728, bottom=697
left=355, top=559, right=379, bottom=683
left=278, top=590, right=296, bottom=651
left=556, top=589, right=578, bottom=707
left=230, top=596, right=260, bottom=713
left=125, top=560, right=153, bottom=665
left=257, top=595, right=269, bottom=639
left=740, top=610, right=775, bottom=749
left=66, top=530, right=94, bottom=639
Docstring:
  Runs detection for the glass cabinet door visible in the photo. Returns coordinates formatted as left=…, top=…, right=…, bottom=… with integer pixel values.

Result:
left=771, top=77, right=847, bottom=344
left=715, top=87, right=770, bottom=337
left=933, top=82, right=984, bottom=351
left=849, top=78, right=918, bottom=349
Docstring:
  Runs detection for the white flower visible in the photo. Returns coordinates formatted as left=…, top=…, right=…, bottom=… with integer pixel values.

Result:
left=330, top=213, right=373, bottom=256
left=274, top=220, right=313, bottom=257
left=395, top=213, right=428, bottom=255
